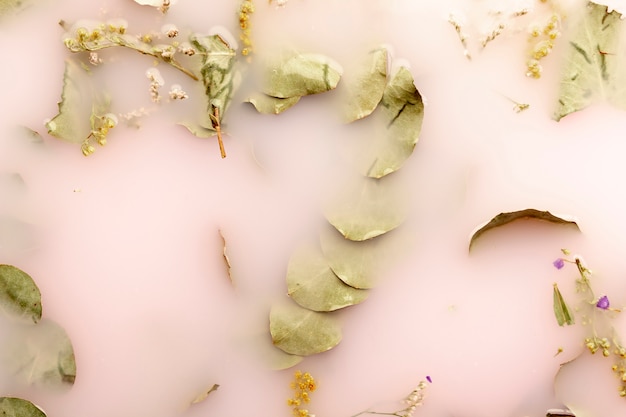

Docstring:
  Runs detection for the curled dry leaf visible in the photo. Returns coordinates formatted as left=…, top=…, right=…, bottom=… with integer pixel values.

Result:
left=357, top=66, right=424, bottom=178
left=0, top=264, right=41, bottom=323
left=286, top=245, right=368, bottom=311
left=270, top=302, right=342, bottom=356
left=468, top=209, right=580, bottom=251
left=263, top=52, right=342, bottom=98
left=341, top=47, right=388, bottom=122
left=553, top=283, right=575, bottom=326
left=555, top=2, right=626, bottom=120
left=218, top=229, right=233, bottom=286
left=324, top=176, right=407, bottom=242
left=245, top=93, right=301, bottom=114
left=0, top=397, right=46, bottom=417
left=191, top=383, right=219, bottom=405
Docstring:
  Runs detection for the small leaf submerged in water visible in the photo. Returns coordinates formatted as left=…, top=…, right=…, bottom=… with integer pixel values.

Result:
left=469, top=209, right=580, bottom=250
left=245, top=93, right=300, bottom=114
left=0, top=264, right=41, bottom=323
left=270, top=302, right=342, bottom=356
left=553, top=283, right=575, bottom=326
left=286, top=245, right=368, bottom=311
left=0, top=397, right=46, bottom=417
left=191, top=384, right=219, bottom=405
left=341, top=47, right=388, bottom=122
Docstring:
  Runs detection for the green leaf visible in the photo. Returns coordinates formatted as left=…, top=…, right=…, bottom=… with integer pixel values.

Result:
left=0, top=397, right=46, bottom=417
left=245, top=93, right=301, bottom=114
left=554, top=2, right=626, bottom=120
left=324, top=176, right=407, bottom=241
left=0, top=264, right=41, bottom=323
left=286, top=245, right=368, bottom=311
left=341, top=47, right=388, bottom=122
left=1, top=319, right=76, bottom=387
left=357, top=66, right=424, bottom=178
left=269, top=302, right=342, bottom=356
left=263, top=52, right=342, bottom=98
left=553, top=283, right=575, bottom=326
left=469, top=209, right=580, bottom=251
left=0, top=0, right=34, bottom=18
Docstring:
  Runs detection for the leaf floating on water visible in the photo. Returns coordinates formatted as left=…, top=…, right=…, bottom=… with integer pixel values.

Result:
left=0, top=264, right=41, bottom=323
left=1, top=319, right=76, bottom=386
left=325, top=176, right=407, bottom=241
left=263, top=52, right=342, bottom=98
left=286, top=245, right=368, bottom=311
left=0, top=216, right=36, bottom=255
left=553, top=283, right=575, bottom=326
left=191, top=383, right=219, bottom=404
left=245, top=93, right=301, bottom=114
left=218, top=229, right=233, bottom=286
left=270, top=302, right=342, bottom=356
left=342, top=47, right=388, bottom=122
left=554, top=2, right=626, bottom=120
left=361, top=66, right=424, bottom=178
left=0, top=397, right=46, bottom=417
left=468, top=209, right=580, bottom=251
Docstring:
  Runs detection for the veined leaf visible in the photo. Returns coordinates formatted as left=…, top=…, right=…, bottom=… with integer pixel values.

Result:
left=553, top=283, right=575, bottom=326
left=0, top=264, right=41, bottom=323
left=245, top=93, right=301, bottom=114
left=469, top=209, right=580, bottom=251
left=286, top=245, right=368, bottom=311
left=0, top=0, right=35, bottom=18
left=555, top=2, right=626, bottom=120
left=342, top=47, right=388, bottom=122
left=263, top=52, right=342, bottom=98
left=270, top=302, right=342, bottom=356
left=0, top=397, right=46, bottom=417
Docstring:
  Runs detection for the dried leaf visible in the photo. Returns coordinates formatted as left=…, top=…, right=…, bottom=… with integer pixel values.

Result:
left=324, top=176, right=407, bottom=241
left=1, top=319, right=76, bottom=387
left=286, top=245, right=368, bottom=311
left=245, top=93, right=301, bottom=114
left=0, top=397, right=46, bottom=417
left=0, top=264, right=41, bottom=323
left=553, top=283, right=575, bottom=326
left=342, top=47, right=388, bottom=122
left=270, top=302, right=342, bottom=356
left=191, top=384, right=219, bottom=404
left=218, top=229, right=233, bottom=286
left=554, top=2, right=626, bottom=120
left=0, top=0, right=34, bottom=17
left=468, top=209, right=580, bottom=251
left=263, top=52, right=342, bottom=98
left=358, top=66, right=424, bottom=178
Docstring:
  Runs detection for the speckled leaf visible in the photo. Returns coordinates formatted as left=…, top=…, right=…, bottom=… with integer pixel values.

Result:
left=287, top=245, right=368, bottom=311
left=0, top=397, right=46, bottom=417
left=553, top=283, right=575, bottom=326
left=0, top=265, right=41, bottom=323
left=270, top=302, right=342, bottom=356
left=342, top=47, right=388, bottom=122
left=264, top=52, right=342, bottom=98
left=246, top=93, right=301, bottom=114
left=359, top=66, right=424, bottom=178
left=554, top=2, right=626, bottom=120
left=1, top=319, right=76, bottom=387
left=325, top=176, right=407, bottom=241
left=469, top=209, right=579, bottom=250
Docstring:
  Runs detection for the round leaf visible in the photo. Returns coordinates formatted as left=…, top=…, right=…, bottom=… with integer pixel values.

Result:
left=341, top=47, right=388, bottom=122
left=270, top=302, right=342, bottom=356
left=287, top=245, right=368, bottom=311
left=264, top=52, right=342, bottom=98
left=246, top=93, right=301, bottom=114
left=0, top=397, right=46, bottom=417
left=0, top=265, right=41, bottom=323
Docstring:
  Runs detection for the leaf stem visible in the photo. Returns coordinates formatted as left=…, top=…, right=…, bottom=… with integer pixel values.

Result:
left=211, top=106, right=226, bottom=158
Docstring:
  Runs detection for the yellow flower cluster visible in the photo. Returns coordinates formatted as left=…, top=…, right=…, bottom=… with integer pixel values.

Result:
left=238, top=0, right=255, bottom=57
left=287, top=370, right=317, bottom=417
left=526, top=13, right=561, bottom=78
left=81, top=113, right=118, bottom=156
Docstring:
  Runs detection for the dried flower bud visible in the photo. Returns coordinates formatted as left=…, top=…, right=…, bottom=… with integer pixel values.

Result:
left=161, top=23, right=179, bottom=38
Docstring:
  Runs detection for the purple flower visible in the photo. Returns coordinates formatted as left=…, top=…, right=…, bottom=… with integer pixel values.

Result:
left=426, top=375, right=432, bottom=383
left=596, top=295, right=610, bottom=310
left=553, top=258, right=565, bottom=270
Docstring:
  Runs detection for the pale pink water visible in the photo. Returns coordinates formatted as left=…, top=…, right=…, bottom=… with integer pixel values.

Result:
left=1, top=0, right=626, bottom=416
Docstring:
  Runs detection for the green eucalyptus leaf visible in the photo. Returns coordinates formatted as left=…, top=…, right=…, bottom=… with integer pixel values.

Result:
left=469, top=209, right=580, bottom=251
left=342, top=47, right=388, bottom=122
left=359, top=66, right=424, bottom=178
left=553, top=283, right=575, bottom=326
left=0, top=0, right=34, bottom=18
left=286, top=245, right=368, bottom=311
left=0, top=397, right=46, bottom=417
left=269, top=302, right=342, bottom=356
left=0, top=264, right=41, bottom=323
left=324, top=176, right=407, bottom=241
left=245, top=93, right=301, bottom=114
left=554, top=2, right=626, bottom=120
left=263, top=52, right=342, bottom=98
left=1, top=319, right=76, bottom=387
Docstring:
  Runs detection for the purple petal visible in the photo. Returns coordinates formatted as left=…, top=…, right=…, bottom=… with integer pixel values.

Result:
left=596, top=295, right=610, bottom=310
left=553, top=258, right=565, bottom=270
left=426, top=375, right=432, bottom=383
